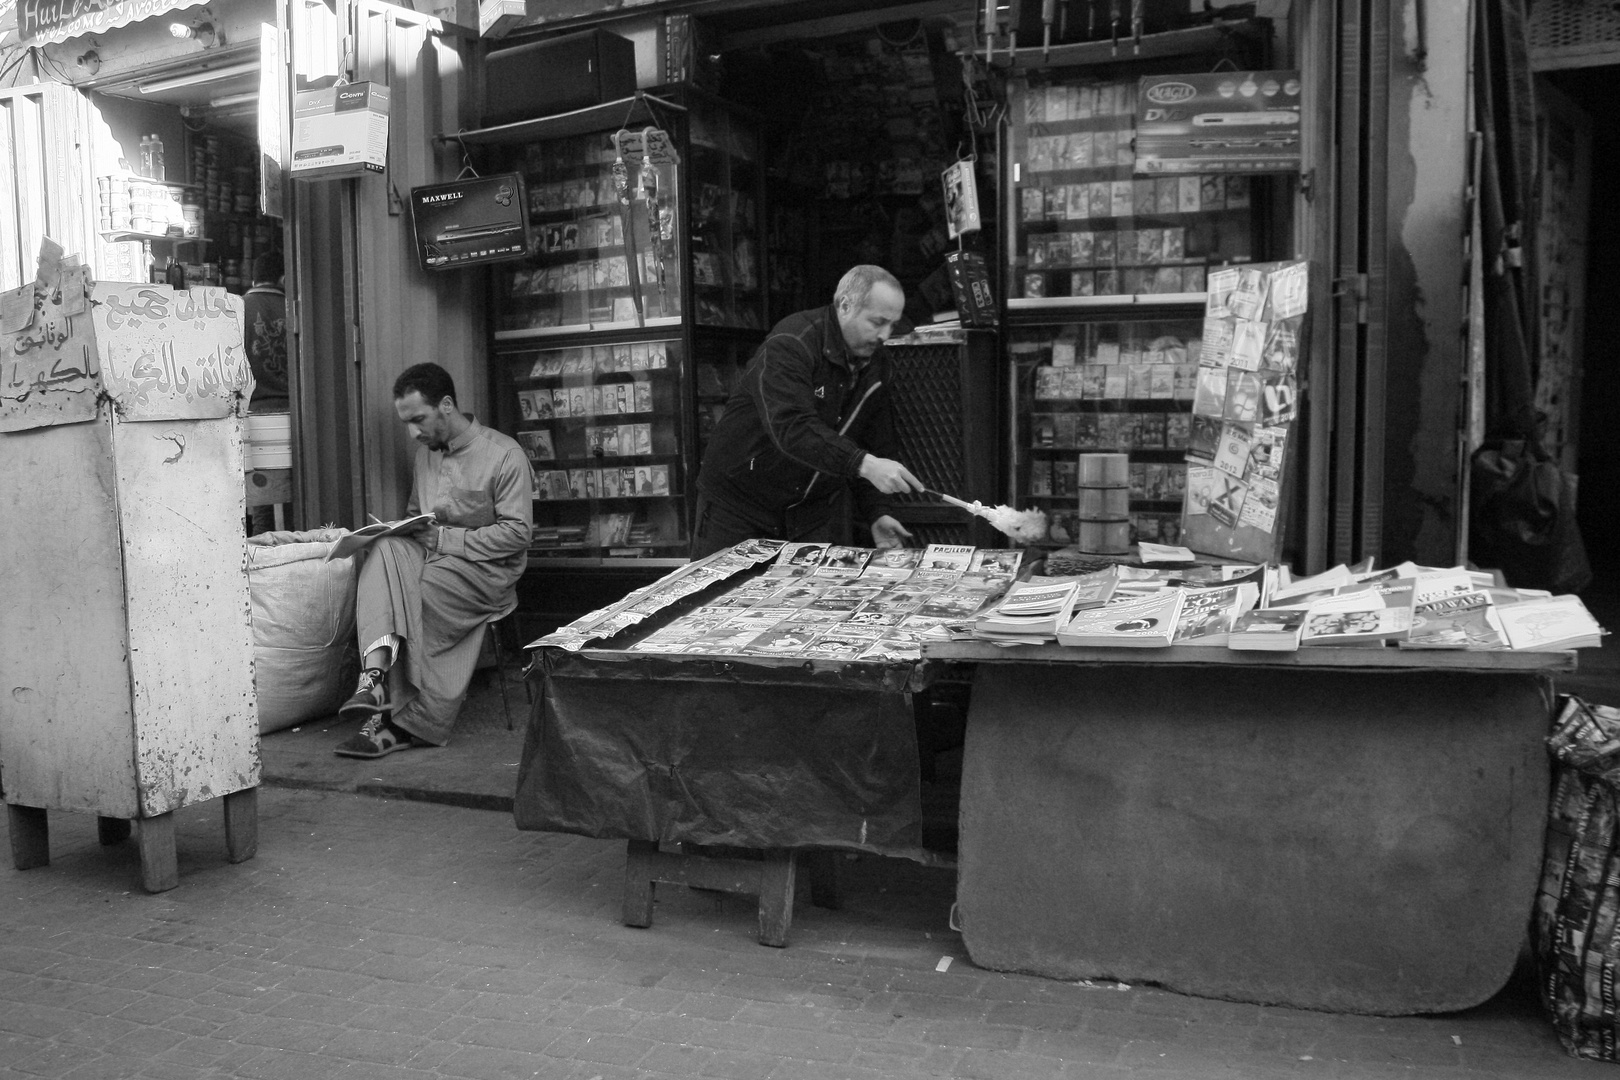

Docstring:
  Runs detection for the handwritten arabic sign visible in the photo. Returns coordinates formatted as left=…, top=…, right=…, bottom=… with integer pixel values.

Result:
left=92, top=284, right=252, bottom=422
left=0, top=280, right=104, bottom=432
left=17, top=0, right=205, bottom=45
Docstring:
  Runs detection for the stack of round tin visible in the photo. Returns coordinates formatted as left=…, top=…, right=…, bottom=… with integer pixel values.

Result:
left=1077, top=452, right=1130, bottom=553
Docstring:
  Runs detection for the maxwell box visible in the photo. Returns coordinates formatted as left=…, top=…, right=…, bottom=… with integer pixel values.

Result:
left=291, top=82, right=390, bottom=179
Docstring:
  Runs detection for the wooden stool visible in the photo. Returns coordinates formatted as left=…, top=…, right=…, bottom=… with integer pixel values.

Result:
left=620, top=839, right=841, bottom=947
left=8, top=788, right=259, bottom=893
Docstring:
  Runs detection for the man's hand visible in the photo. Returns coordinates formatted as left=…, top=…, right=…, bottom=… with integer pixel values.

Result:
left=857, top=454, right=925, bottom=495
left=404, top=517, right=439, bottom=553
left=870, top=515, right=913, bottom=550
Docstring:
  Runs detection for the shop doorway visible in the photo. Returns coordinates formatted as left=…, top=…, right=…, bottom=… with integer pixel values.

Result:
left=1534, top=65, right=1618, bottom=620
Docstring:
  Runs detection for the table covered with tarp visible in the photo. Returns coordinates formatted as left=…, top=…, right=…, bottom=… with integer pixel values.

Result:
left=510, top=539, right=999, bottom=944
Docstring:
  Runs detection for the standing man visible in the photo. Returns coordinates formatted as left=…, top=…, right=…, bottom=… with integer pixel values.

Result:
left=691, top=264, right=923, bottom=558
left=333, top=363, right=533, bottom=758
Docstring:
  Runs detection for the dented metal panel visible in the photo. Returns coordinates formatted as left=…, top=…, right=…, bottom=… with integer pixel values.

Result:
left=110, top=412, right=260, bottom=816
left=0, top=415, right=141, bottom=818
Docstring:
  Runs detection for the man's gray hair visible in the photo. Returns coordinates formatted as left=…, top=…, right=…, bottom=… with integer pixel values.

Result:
left=834, top=265, right=903, bottom=312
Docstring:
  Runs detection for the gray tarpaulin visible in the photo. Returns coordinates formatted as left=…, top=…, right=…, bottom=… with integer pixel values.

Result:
left=513, top=648, right=936, bottom=862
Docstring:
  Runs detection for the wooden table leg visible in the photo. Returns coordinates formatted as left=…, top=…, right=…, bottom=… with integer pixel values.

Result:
left=8, top=805, right=49, bottom=870
left=223, top=788, right=258, bottom=864
left=138, top=813, right=179, bottom=893
left=97, top=817, right=131, bottom=846
left=623, top=838, right=658, bottom=929
left=756, top=850, right=797, bottom=948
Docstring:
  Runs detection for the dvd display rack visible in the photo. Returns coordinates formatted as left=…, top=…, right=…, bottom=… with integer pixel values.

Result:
left=487, top=91, right=766, bottom=568
left=503, top=338, right=688, bottom=559
left=1005, top=74, right=1260, bottom=305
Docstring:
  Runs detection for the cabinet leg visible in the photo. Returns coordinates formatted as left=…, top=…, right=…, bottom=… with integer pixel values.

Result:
left=138, top=813, right=179, bottom=894
left=97, top=817, right=131, bottom=846
left=623, top=838, right=657, bottom=929
left=8, top=805, right=49, bottom=870
left=223, top=788, right=258, bottom=864
left=756, top=849, right=797, bottom=948
left=807, top=850, right=841, bottom=910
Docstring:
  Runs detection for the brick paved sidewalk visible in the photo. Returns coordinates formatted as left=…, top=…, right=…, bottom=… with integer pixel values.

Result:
left=0, top=788, right=1606, bottom=1080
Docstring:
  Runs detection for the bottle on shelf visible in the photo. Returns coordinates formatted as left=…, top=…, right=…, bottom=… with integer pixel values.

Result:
left=138, top=135, right=154, bottom=179
left=151, top=134, right=165, bottom=182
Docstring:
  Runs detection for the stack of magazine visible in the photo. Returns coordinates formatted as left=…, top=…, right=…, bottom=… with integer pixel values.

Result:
left=538, top=546, right=1605, bottom=658
left=619, top=543, right=1023, bottom=662
left=1031, top=558, right=1606, bottom=653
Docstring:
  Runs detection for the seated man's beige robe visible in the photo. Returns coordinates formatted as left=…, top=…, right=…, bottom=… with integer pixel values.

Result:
left=356, top=419, right=533, bottom=745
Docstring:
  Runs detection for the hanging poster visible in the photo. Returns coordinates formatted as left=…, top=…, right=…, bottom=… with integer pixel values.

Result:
left=0, top=274, right=104, bottom=432
left=1180, top=258, right=1306, bottom=563
left=92, top=283, right=253, bottom=422
left=1134, top=72, right=1302, bottom=175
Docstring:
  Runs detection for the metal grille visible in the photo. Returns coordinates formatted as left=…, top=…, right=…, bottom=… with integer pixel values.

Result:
left=884, top=342, right=973, bottom=547
left=887, top=344, right=966, bottom=499
left=1529, top=0, right=1620, bottom=66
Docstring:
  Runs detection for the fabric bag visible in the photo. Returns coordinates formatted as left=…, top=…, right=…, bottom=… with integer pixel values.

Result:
left=247, top=528, right=359, bottom=733
left=1468, top=439, right=1591, bottom=594
left=1533, top=696, right=1620, bottom=1059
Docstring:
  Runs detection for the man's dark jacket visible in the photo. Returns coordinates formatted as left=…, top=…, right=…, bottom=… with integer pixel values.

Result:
left=697, top=304, right=897, bottom=531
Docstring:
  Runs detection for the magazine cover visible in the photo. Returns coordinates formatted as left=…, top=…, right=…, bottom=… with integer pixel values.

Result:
left=767, top=542, right=829, bottom=576
left=1301, top=605, right=1412, bottom=646
left=1401, top=593, right=1507, bottom=650
left=1057, top=590, right=1185, bottom=647
left=813, top=545, right=873, bottom=576
left=1170, top=583, right=1258, bottom=645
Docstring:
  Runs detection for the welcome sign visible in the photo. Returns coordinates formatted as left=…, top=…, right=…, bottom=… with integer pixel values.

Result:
left=16, top=0, right=205, bottom=45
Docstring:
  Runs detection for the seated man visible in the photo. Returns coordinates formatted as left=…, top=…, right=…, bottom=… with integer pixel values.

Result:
left=334, top=363, right=534, bottom=758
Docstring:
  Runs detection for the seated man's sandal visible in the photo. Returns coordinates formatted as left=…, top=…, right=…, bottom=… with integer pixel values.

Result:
left=334, top=714, right=421, bottom=759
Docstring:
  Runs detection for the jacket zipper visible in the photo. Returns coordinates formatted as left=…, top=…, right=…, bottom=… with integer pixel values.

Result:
left=799, top=380, right=883, bottom=502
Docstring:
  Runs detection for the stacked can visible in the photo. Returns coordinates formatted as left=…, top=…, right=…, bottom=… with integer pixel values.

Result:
left=1077, top=452, right=1131, bottom=554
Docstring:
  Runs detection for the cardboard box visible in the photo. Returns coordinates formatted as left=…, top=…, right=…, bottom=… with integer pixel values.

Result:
left=479, top=0, right=525, bottom=36
left=291, top=83, right=390, bottom=180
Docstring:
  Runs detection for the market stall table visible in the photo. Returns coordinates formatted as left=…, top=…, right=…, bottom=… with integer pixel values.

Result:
left=923, top=640, right=1571, bottom=1014
left=514, top=645, right=942, bottom=946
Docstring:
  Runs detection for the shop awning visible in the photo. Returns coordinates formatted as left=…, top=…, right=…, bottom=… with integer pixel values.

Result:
left=14, top=0, right=209, bottom=46
left=438, top=92, right=685, bottom=148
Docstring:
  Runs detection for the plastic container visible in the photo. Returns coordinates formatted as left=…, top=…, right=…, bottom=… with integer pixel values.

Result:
left=1078, top=486, right=1130, bottom=518
left=1077, top=519, right=1132, bottom=554
left=1079, top=452, right=1130, bottom=486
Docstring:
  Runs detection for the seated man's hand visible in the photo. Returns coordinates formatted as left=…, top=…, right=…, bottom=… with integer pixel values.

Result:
left=870, top=515, right=913, bottom=549
left=857, top=454, right=925, bottom=495
left=403, top=517, right=439, bottom=553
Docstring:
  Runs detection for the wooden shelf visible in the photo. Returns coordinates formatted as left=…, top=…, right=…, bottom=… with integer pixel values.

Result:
left=101, top=230, right=210, bottom=245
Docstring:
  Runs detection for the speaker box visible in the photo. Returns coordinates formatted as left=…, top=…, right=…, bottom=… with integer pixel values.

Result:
left=481, top=29, right=637, bottom=126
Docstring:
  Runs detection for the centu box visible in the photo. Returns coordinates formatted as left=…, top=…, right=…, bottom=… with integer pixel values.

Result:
left=291, top=82, right=390, bottom=179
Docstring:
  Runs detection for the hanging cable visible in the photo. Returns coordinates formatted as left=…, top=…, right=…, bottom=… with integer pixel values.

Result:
left=455, top=134, right=479, bottom=180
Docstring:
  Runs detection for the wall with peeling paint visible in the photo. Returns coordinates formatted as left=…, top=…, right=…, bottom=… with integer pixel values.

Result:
left=1380, top=0, right=1471, bottom=566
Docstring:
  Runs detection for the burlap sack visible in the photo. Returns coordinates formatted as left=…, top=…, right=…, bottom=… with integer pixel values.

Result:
left=247, top=529, right=359, bottom=733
